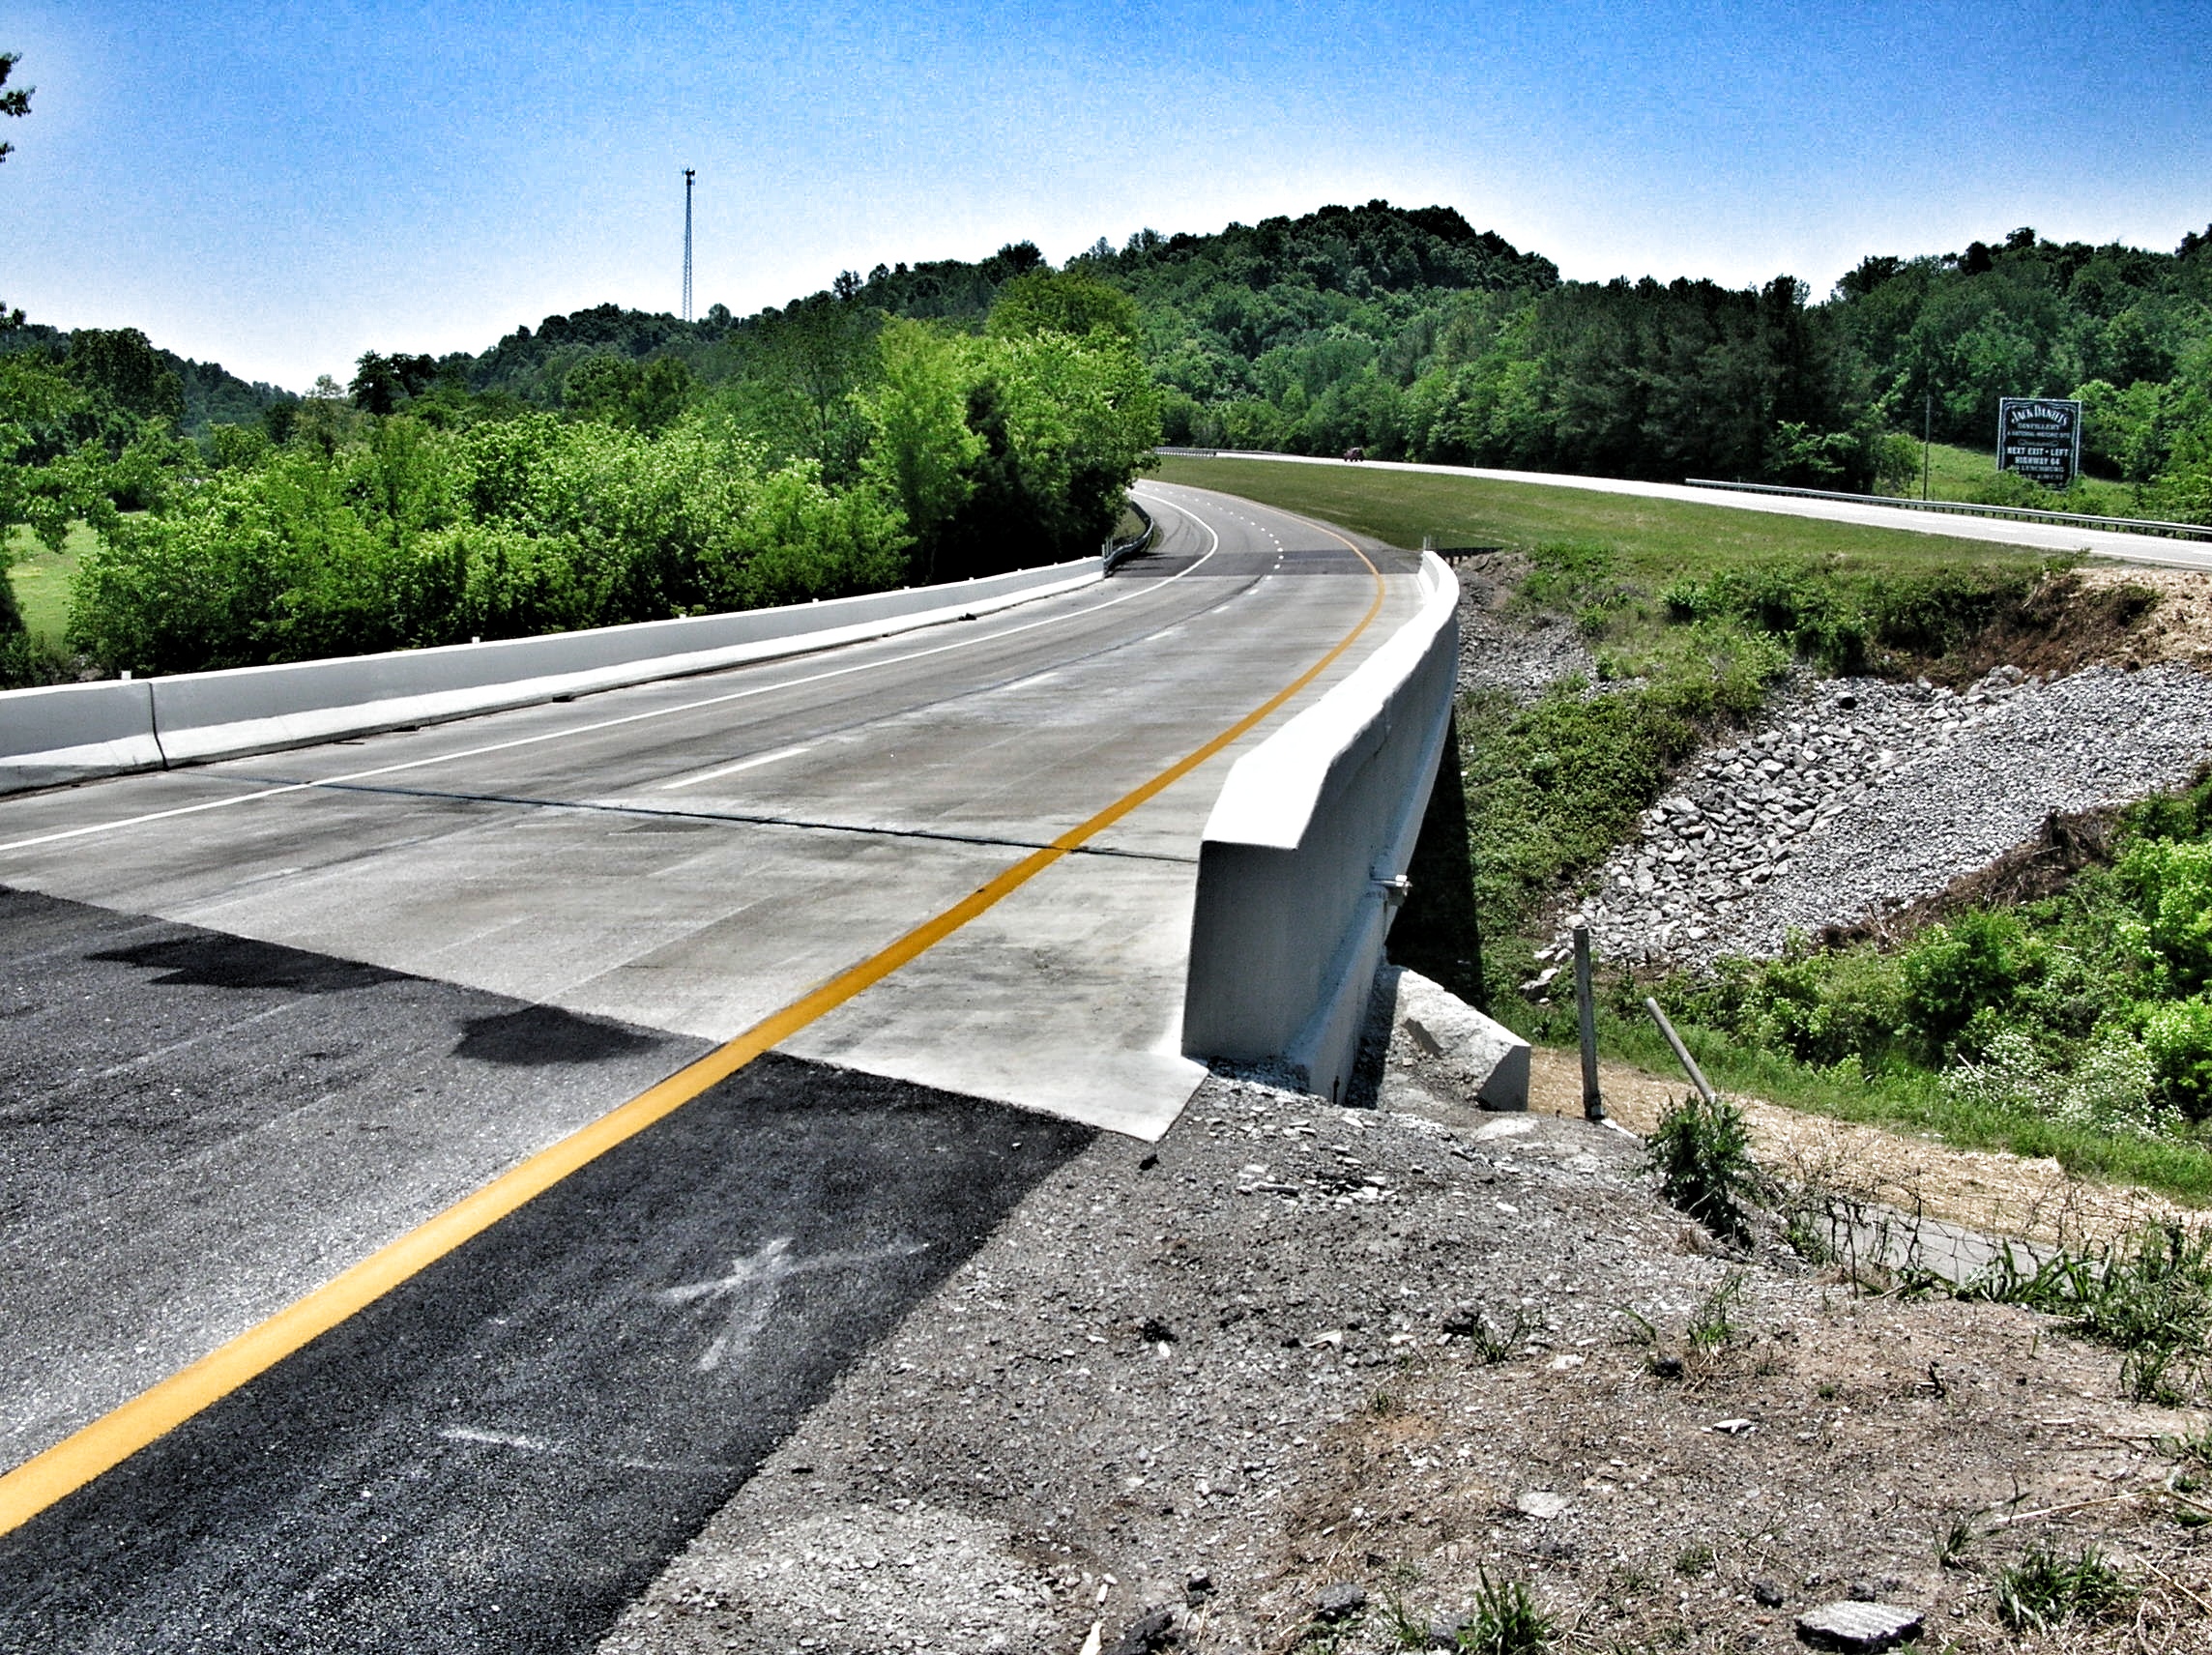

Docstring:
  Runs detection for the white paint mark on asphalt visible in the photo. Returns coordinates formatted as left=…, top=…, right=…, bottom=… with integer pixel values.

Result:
left=659, top=745, right=813, bottom=791
left=440, top=1426, right=560, bottom=1453
left=0, top=494, right=1225, bottom=857
left=659, top=1235, right=930, bottom=1374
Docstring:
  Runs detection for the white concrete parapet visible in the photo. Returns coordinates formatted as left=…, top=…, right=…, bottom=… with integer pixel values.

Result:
left=0, top=558, right=1101, bottom=794
left=1181, top=551, right=1461, bottom=1102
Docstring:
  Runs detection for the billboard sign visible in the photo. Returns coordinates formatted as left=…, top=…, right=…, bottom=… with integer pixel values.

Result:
left=1996, top=397, right=2082, bottom=489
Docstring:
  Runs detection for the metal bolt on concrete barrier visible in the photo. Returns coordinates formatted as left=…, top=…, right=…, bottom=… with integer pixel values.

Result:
left=1574, top=925, right=1603, bottom=1121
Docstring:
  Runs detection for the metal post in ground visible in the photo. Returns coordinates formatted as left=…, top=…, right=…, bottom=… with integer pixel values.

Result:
left=1573, top=924, right=1603, bottom=1121
left=1644, top=996, right=1716, bottom=1104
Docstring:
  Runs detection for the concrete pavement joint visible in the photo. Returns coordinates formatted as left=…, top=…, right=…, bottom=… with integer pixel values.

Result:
left=236, top=778, right=1207, bottom=864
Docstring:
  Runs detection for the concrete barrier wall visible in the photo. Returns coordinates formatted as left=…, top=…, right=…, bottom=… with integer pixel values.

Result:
left=1181, top=551, right=1460, bottom=1102
left=1, top=559, right=1099, bottom=794
left=0, top=679, right=164, bottom=793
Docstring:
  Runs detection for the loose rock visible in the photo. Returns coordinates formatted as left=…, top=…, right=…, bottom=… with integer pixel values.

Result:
left=1315, top=1582, right=1368, bottom=1622
left=1794, top=1599, right=1925, bottom=1651
left=1553, top=663, right=2212, bottom=970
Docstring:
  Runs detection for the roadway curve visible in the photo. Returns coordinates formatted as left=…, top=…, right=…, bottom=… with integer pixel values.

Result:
left=0, top=484, right=1418, bottom=1652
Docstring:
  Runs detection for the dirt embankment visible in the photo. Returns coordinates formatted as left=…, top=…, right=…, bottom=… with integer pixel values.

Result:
left=600, top=1068, right=2212, bottom=1655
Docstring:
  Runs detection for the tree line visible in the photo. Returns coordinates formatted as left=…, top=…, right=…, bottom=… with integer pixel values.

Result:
left=1, top=273, right=1156, bottom=682
left=396, top=200, right=2212, bottom=513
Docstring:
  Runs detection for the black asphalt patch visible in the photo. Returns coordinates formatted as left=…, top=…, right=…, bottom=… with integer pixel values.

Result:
left=87, top=931, right=410, bottom=995
left=0, top=1049, right=1091, bottom=1654
left=453, top=1004, right=666, bottom=1066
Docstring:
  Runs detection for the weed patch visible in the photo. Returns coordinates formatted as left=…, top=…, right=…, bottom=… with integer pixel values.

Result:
left=1993, top=1542, right=2133, bottom=1634
left=1454, top=1571, right=1552, bottom=1655
left=1686, top=1272, right=1749, bottom=1350
left=1965, top=1222, right=2212, bottom=1403
left=1646, top=1092, right=1760, bottom=1244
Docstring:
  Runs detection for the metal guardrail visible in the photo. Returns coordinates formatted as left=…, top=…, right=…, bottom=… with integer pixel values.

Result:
left=1683, top=478, right=2212, bottom=541
left=1102, top=500, right=1156, bottom=573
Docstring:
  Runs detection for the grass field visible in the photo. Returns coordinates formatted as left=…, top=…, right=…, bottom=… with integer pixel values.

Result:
left=1152, top=453, right=2048, bottom=584
left=1912, top=440, right=2137, bottom=516
left=5, top=523, right=93, bottom=653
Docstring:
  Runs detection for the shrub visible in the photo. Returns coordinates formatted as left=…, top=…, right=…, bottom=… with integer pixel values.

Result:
left=1687, top=1272, right=1748, bottom=1350
left=1461, top=684, right=1696, bottom=945
left=1940, top=1027, right=2157, bottom=1133
left=1866, top=566, right=2038, bottom=657
left=2141, top=998, right=2212, bottom=1119
left=1519, top=539, right=1615, bottom=612
left=2116, top=837, right=2212, bottom=994
left=1661, top=561, right=1868, bottom=672
left=1645, top=1092, right=1759, bottom=1243
left=1899, top=910, right=2040, bottom=1056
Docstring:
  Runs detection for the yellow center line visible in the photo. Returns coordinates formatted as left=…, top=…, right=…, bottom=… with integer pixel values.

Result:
left=0, top=519, right=1385, bottom=1540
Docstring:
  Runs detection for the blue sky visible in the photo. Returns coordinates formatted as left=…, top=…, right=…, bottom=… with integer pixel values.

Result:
left=3, top=1, right=2205, bottom=391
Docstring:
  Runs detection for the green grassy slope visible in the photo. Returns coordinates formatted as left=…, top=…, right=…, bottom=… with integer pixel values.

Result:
left=1152, top=454, right=2045, bottom=581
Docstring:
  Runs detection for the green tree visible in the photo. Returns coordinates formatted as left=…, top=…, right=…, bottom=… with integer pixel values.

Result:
left=564, top=354, right=696, bottom=433
left=857, top=321, right=982, bottom=575
left=350, top=351, right=440, bottom=416
left=0, top=52, right=32, bottom=163
left=66, top=329, right=186, bottom=426
left=986, top=270, right=1142, bottom=344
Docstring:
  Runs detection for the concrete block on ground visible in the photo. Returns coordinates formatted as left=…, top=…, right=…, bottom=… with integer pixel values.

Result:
left=1394, top=967, right=1531, bottom=1110
left=1355, top=963, right=1531, bottom=1118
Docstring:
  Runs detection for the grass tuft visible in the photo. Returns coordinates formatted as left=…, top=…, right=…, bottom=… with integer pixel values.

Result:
left=1454, top=1571, right=1552, bottom=1655
left=1993, top=1543, right=2133, bottom=1633
left=1686, top=1273, right=1748, bottom=1350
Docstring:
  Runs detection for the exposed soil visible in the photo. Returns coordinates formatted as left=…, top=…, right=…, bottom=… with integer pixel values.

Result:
left=600, top=1060, right=2212, bottom=1655
left=1946, top=568, right=2172, bottom=684
left=1526, top=1047, right=2192, bottom=1252
left=2068, top=567, right=2212, bottom=675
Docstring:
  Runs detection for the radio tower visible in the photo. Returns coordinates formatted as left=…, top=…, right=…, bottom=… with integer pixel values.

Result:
left=682, top=168, right=696, bottom=322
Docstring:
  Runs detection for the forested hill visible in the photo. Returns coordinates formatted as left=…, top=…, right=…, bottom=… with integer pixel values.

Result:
left=422, top=201, right=2212, bottom=515
left=452, top=201, right=1558, bottom=404
left=0, top=311, right=294, bottom=438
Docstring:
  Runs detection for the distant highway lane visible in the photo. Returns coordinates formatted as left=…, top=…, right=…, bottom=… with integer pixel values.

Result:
left=0, top=484, right=1419, bottom=1651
